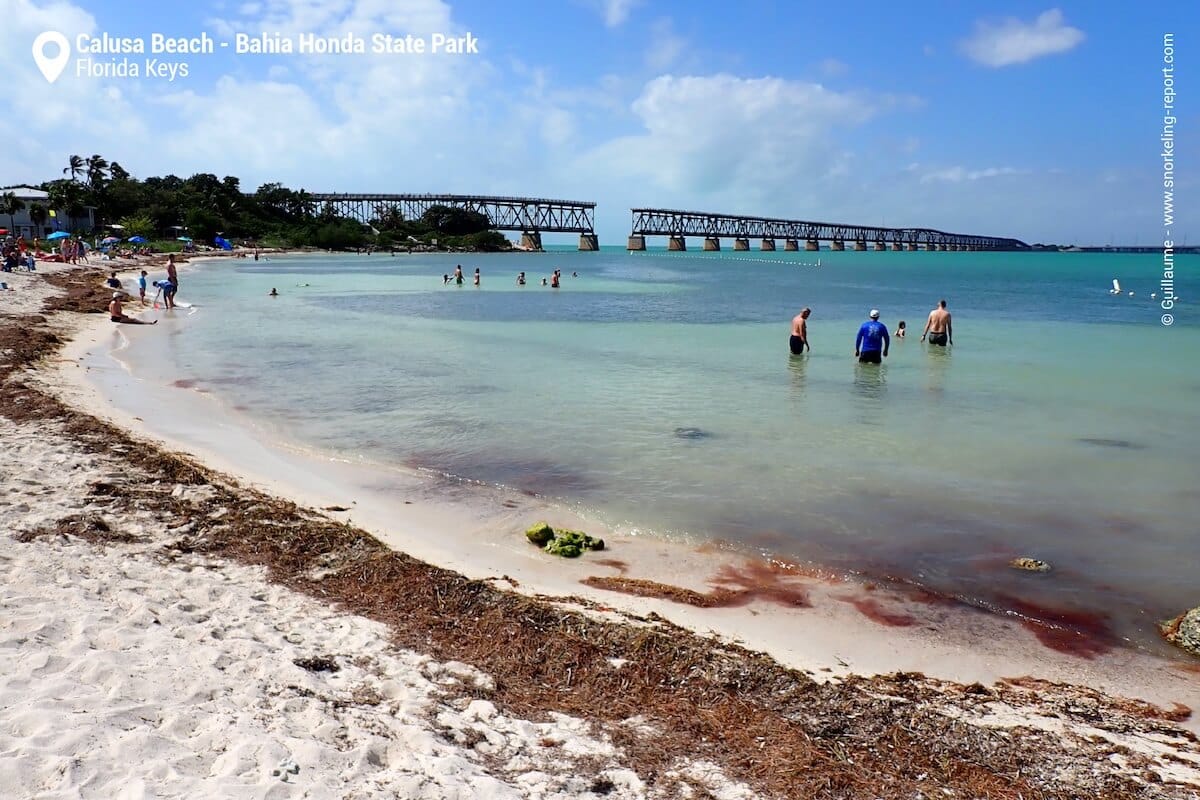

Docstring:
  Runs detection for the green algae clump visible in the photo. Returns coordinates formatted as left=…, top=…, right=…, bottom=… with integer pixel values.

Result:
left=528, top=524, right=605, bottom=558
left=545, top=528, right=604, bottom=558
left=525, top=522, right=555, bottom=547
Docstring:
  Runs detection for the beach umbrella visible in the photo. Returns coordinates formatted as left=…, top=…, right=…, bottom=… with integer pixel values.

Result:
left=176, top=236, right=192, bottom=242
left=127, top=235, right=147, bottom=243
left=108, top=224, right=125, bottom=230
left=101, top=236, right=120, bottom=244
left=0, top=229, right=8, bottom=235
left=47, top=231, right=70, bottom=240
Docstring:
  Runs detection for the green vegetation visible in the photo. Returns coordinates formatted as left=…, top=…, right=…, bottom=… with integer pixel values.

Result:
left=525, top=521, right=605, bottom=558
left=13, top=154, right=512, bottom=252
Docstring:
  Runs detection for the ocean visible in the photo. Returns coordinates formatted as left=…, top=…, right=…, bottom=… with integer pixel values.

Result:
left=116, top=246, right=1199, bottom=655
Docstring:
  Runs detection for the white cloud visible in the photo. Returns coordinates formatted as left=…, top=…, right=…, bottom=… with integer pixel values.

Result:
left=919, top=166, right=1023, bottom=183
left=818, top=58, right=848, bottom=78
left=598, top=0, right=639, bottom=27
left=575, top=74, right=914, bottom=214
left=646, top=18, right=685, bottom=71
left=960, top=9, right=1084, bottom=68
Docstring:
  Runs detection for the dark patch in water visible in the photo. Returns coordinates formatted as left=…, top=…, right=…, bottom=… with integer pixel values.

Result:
left=837, top=595, right=917, bottom=627
left=592, top=558, right=629, bottom=574
left=994, top=594, right=1115, bottom=658
left=673, top=427, right=711, bottom=440
left=405, top=449, right=598, bottom=496
left=171, top=378, right=198, bottom=389
left=1077, top=437, right=1147, bottom=450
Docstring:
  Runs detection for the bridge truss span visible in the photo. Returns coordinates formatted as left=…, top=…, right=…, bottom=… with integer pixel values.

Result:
left=306, top=193, right=598, bottom=250
left=627, top=208, right=1028, bottom=252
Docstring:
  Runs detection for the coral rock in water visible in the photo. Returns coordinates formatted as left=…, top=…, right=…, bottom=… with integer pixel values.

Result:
left=1161, top=607, right=1200, bottom=657
left=1009, top=557, right=1051, bottom=573
left=525, top=522, right=555, bottom=547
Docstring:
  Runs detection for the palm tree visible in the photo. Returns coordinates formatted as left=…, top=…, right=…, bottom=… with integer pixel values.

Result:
left=1, top=192, right=26, bottom=233
left=108, top=161, right=130, bottom=182
left=85, top=154, right=109, bottom=189
left=63, top=155, right=84, bottom=182
left=28, top=203, right=47, bottom=235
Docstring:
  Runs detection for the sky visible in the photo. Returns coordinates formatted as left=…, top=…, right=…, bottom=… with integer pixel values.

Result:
left=0, top=0, right=1194, bottom=246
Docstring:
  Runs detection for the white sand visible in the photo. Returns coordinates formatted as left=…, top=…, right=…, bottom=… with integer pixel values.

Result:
left=0, top=414, right=757, bottom=799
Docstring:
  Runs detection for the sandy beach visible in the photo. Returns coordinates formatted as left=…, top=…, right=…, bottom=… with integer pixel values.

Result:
left=2, top=257, right=1200, bottom=799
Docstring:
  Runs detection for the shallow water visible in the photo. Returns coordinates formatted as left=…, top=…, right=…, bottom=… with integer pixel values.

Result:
left=120, top=247, right=1199, bottom=654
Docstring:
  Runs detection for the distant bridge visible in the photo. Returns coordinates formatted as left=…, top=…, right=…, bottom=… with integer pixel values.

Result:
left=307, top=193, right=597, bottom=250
left=627, top=208, right=1028, bottom=252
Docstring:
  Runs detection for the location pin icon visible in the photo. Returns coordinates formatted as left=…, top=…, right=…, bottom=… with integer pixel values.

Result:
left=32, top=31, right=70, bottom=84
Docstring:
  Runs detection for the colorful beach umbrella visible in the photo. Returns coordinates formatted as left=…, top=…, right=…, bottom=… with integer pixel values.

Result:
left=101, top=236, right=120, bottom=244
left=127, top=235, right=147, bottom=243
left=47, top=231, right=70, bottom=240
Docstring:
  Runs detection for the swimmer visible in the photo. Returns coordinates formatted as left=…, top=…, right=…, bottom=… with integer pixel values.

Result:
left=895, top=320, right=906, bottom=338
left=789, top=308, right=811, bottom=354
left=517, top=271, right=526, bottom=285
left=268, top=288, right=278, bottom=296
left=920, top=299, right=952, bottom=346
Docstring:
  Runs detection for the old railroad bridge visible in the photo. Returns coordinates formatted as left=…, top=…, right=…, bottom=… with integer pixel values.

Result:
left=305, top=193, right=1026, bottom=252
left=627, top=208, right=1028, bottom=252
left=307, top=193, right=597, bottom=251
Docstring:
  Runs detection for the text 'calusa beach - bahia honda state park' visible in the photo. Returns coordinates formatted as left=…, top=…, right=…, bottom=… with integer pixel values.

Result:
left=73, top=31, right=479, bottom=56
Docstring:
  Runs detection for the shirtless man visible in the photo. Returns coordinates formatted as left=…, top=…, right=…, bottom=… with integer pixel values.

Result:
left=108, top=293, right=156, bottom=325
left=453, top=264, right=464, bottom=285
left=789, top=308, right=811, bottom=354
left=921, top=299, right=953, bottom=346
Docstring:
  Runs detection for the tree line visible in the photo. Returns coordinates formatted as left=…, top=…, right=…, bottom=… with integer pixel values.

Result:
left=1, top=154, right=510, bottom=251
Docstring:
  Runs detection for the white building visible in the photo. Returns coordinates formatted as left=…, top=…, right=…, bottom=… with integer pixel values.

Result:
left=0, top=185, right=96, bottom=238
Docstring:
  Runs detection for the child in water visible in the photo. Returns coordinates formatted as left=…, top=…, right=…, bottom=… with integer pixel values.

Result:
left=896, top=320, right=906, bottom=338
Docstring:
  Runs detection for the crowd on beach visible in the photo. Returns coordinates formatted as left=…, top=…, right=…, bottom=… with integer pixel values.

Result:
left=104, top=253, right=180, bottom=325
left=789, top=300, right=953, bottom=362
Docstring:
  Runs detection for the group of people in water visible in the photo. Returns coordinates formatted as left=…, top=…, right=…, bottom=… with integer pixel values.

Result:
left=789, top=300, right=953, bottom=362
left=442, top=264, right=578, bottom=288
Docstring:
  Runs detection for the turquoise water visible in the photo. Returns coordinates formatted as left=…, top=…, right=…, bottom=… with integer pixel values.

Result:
left=139, top=248, right=1198, bottom=651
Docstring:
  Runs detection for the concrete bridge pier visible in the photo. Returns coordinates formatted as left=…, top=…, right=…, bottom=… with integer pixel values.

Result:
left=578, top=233, right=599, bottom=251
left=907, top=243, right=919, bottom=251
left=805, top=239, right=820, bottom=251
left=627, top=235, right=646, bottom=251
left=891, top=242, right=904, bottom=251
left=668, top=235, right=687, bottom=251
left=874, top=241, right=886, bottom=251
left=831, top=240, right=846, bottom=251
left=784, top=239, right=799, bottom=251
left=733, top=238, right=750, bottom=251
left=761, top=238, right=775, bottom=251
left=520, top=231, right=543, bottom=251
left=703, top=237, right=721, bottom=251
left=853, top=239, right=867, bottom=251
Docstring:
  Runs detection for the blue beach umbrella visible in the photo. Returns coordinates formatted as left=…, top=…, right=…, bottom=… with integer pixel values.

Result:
left=101, top=236, right=120, bottom=244
left=128, top=235, right=147, bottom=244
left=46, top=231, right=70, bottom=240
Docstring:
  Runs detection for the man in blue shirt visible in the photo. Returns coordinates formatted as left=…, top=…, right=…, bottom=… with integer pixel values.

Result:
left=854, top=309, right=890, bottom=364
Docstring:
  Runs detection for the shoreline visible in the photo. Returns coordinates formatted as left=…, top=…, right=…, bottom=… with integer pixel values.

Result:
left=54, top=259, right=1200, bottom=716
left=3, top=261, right=1200, bottom=797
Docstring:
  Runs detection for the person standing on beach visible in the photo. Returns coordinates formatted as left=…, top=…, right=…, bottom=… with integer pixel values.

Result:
left=854, top=309, right=890, bottom=364
left=921, top=300, right=952, bottom=346
left=790, top=308, right=811, bottom=354
left=166, top=254, right=179, bottom=290
left=138, top=270, right=148, bottom=306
